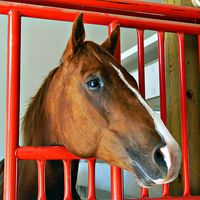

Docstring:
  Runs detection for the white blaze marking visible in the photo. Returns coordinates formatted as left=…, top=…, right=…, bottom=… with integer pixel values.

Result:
left=110, top=63, right=176, bottom=172
left=160, top=146, right=171, bottom=170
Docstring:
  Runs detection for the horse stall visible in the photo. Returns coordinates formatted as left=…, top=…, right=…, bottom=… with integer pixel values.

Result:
left=0, top=0, right=200, bottom=199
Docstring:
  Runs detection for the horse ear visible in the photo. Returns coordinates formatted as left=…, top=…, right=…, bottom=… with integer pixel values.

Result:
left=101, top=24, right=120, bottom=55
left=62, top=13, right=85, bottom=60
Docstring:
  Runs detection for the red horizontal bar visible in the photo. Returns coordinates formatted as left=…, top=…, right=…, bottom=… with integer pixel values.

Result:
left=129, top=197, right=200, bottom=200
left=2, top=0, right=200, bottom=23
left=15, top=146, right=80, bottom=160
left=1, top=2, right=200, bottom=35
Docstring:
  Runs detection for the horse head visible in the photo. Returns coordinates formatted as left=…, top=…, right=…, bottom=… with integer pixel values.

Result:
left=46, top=13, right=181, bottom=187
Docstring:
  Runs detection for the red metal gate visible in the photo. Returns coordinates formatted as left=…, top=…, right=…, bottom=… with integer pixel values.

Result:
left=1, top=1, right=200, bottom=199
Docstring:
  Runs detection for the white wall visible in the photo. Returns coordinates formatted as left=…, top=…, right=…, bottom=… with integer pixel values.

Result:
left=0, top=16, right=109, bottom=160
left=0, top=15, right=7, bottom=160
left=131, top=60, right=160, bottom=100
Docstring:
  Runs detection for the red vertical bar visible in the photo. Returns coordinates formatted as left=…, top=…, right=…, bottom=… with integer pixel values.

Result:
left=37, top=160, right=47, bottom=200
left=4, top=9, right=21, bottom=200
left=140, top=187, right=148, bottom=198
left=177, top=33, right=191, bottom=196
left=157, top=32, right=167, bottom=124
left=157, top=31, right=170, bottom=197
left=136, top=29, right=145, bottom=98
left=137, top=29, right=149, bottom=198
left=87, top=159, right=96, bottom=200
left=63, top=160, right=73, bottom=200
left=108, top=21, right=123, bottom=200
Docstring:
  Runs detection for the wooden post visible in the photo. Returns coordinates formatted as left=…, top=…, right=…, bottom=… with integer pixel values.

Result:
left=165, top=0, right=200, bottom=196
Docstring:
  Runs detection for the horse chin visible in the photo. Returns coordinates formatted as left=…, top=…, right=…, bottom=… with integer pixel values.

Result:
left=136, top=178, right=155, bottom=188
left=128, top=161, right=157, bottom=188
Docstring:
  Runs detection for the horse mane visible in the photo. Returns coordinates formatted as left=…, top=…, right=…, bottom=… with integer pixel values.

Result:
left=21, top=67, right=59, bottom=146
left=21, top=41, right=112, bottom=146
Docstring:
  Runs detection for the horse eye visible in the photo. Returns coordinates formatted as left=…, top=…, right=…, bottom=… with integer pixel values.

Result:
left=86, top=77, right=103, bottom=90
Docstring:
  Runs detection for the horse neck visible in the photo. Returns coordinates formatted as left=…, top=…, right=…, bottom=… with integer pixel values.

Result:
left=22, top=104, right=52, bottom=146
left=22, top=67, right=59, bottom=146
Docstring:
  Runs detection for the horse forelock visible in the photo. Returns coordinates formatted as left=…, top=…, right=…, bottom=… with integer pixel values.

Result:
left=70, top=41, right=116, bottom=67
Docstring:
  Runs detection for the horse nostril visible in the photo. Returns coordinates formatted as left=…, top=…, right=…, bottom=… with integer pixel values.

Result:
left=154, top=149, right=164, bottom=164
left=153, top=147, right=168, bottom=174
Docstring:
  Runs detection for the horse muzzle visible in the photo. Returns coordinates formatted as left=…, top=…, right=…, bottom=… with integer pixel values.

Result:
left=127, top=142, right=181, bottom=187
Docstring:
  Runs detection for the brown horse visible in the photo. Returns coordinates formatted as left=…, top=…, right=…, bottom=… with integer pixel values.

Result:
left=0, top=13, right=181, bottom=199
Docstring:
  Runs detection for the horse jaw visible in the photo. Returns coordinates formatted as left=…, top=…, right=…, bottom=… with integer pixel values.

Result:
left=110, top=62, right=181, bottom=186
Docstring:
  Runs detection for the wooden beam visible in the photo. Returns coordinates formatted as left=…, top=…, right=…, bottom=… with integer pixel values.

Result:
left=165, top=0, right=200, bottom=196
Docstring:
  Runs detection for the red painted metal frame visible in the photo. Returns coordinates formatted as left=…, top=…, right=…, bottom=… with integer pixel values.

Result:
left=16, top=146, right=80, bottom=160
left=1, top=0, right=200, bottom=200
left=87, top=159, right=96, bottom=200
left=4, top=9, right=21, bottom=200
left=157, top=31, right=170, bottom=197
left=136, top=29, right=149, bottom=198
left=2, top=0, right=200, bottom=23
left=37, top=160, right=47, bottom=200
left=1, top=2, right=200, bottom=35
left=109, top=21, right=123, bottom=200
left=177, top=34, right=191, bottom=197
left=137, top=29, right=145, bottom=98
left=63, top=160, right=72, bottom=200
